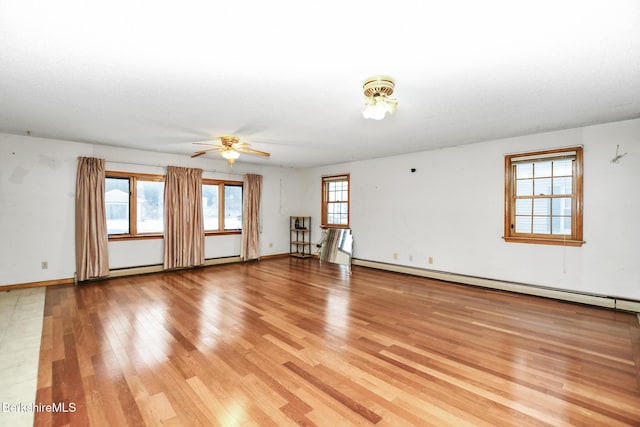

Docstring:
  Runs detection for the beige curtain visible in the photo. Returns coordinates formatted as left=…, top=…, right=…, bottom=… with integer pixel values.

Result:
left=75, top=157, right=110, bottom=281
left=163, top=166, right=204, bottom=269
left=241, top=174, right=262, bottom=261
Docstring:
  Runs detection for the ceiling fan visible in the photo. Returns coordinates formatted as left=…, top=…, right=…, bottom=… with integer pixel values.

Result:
left=191, top=135, right=270, bottom=166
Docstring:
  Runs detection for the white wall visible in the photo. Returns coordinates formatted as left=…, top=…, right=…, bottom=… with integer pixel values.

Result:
left=301, top=119, right=640, bottom=300
left=2, top=119, right=639, bottom=300
left=0, top=134, right=302, bottom=285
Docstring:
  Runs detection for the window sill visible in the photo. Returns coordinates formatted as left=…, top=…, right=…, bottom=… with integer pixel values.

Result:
left=108, top=234, right=163, bottom=242
left=108, top=230, right=242, bottom=241
left=320, top=225, right=350, bottom=229
left=205, top=230, right=241, bottom=236
left=503, top=236, right=584, bottom=247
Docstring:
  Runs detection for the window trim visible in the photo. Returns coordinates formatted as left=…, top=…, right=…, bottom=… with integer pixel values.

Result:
left=321, top=174, right=350, bottom=228
left=503, top=146, right=584, bottom=247
left=106, top=171, right=165, bottom=241
left=202, top=178, right=243, bottom=236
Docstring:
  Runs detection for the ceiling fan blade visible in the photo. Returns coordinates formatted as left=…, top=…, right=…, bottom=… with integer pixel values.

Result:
left=191, top=146, right=226, bottom=157
left=236, top=147, right=270, bottom=157
left=193, top=141, right=221, bottom=147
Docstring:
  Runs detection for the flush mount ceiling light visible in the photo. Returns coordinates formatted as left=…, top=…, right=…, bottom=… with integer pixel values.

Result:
left=362, top=75, right=397, bottom=120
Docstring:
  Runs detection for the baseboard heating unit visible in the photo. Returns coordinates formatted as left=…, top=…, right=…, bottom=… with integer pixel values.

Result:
left=108, top=256, right=242, bottom=278
left=352, top=258, right=640, bottom=313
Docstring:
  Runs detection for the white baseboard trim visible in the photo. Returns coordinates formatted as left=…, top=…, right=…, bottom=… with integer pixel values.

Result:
left=616, top=299, right=640, bottom=313
left=352, top=258, right=640, bottom=313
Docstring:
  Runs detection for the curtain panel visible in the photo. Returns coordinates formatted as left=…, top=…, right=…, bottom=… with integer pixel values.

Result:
left=163, top=166, right=204, bottom=269
left=75, top=157, right=110, bottom=281
left=241, top=174, right=262, bottom=261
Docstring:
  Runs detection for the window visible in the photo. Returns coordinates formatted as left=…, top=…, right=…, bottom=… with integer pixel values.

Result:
left=202, top=179, right=243, bottom=233
left=504, top=147, right=583, bottom=246
left=105, top=177, right=130, bottom=234
left=105, top=172, right=164, bottom=238
left=202, top=183, right=219, bottom=231
left=321, top=174, right=350, bottom=227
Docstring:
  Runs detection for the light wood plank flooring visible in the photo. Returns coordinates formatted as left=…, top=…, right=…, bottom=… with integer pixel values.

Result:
left=35, top=258, right=640, bottom=426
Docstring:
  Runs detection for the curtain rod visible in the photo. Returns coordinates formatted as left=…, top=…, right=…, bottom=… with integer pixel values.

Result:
left=79, top=157, right=245, bottom=177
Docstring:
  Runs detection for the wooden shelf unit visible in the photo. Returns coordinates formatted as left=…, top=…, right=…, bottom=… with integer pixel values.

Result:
left=289, top=216, right=311, bottom=258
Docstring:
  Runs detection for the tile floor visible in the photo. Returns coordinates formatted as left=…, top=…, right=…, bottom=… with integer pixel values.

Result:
left=0, top=287, right=46, bottom=427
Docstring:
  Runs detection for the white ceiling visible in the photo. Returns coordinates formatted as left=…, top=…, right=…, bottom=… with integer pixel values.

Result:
left=1, top=1, right=639, bottom=168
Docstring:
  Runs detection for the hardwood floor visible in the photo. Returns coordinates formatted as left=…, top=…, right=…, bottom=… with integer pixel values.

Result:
left=35, top=258, right=640, bottom=426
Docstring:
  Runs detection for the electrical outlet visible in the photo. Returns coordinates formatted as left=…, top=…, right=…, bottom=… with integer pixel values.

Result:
left=268, top=242, right=273, bottom=248
left=393, top=253, right=398, bottom=260
left=428, top=256, right=433, bottom=265
left=409, top=255, right=413, bottom=261
left=41, top=261, right=48, bottom=270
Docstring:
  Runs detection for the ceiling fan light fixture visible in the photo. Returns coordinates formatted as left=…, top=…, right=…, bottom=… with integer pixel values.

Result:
left=220, top=136, right=241, bottom=165
left=191, top=134, right=270, bottom=165
left=221, top=148, right=240, bottom=161
left=362, top=75, right=397, bottom=120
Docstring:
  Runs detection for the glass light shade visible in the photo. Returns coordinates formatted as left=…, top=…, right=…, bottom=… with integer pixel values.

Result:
left=385, top=98, right=398, bottom=114
left=363, top=104, right=386, bottom=120
left=221, top=149, right=240, bottom=160
left=362, top=95, right=397, bottom=120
